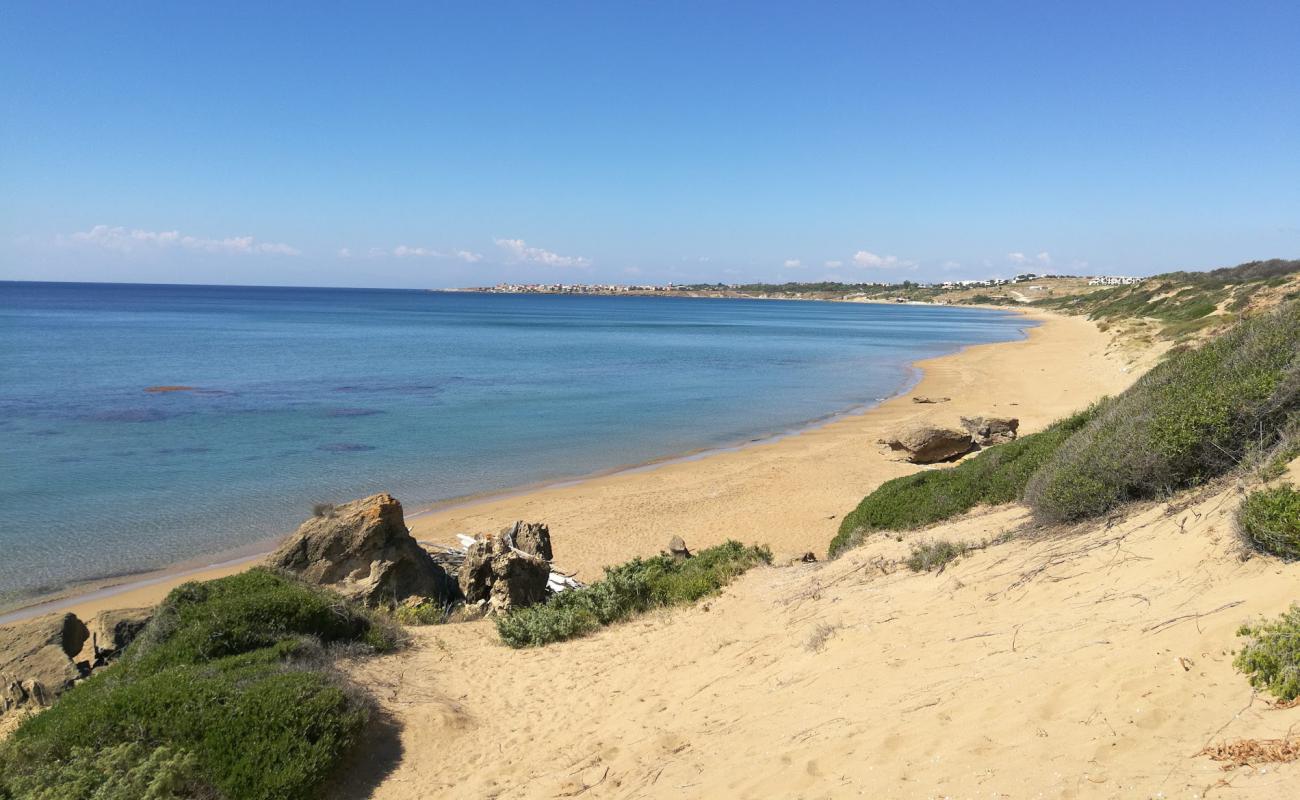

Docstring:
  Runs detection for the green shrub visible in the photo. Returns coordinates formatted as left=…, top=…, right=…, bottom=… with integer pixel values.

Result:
left=496, top=541, right=771, bottom=648
left=1238, top=485, right=1300, bottom=559
left=1235, top=604, right=1300, bottom=702
left=391, top=599, right=451, bottom=626
left=904, top=540, right=970, bottom=572
left=0, top=742, right=202, bottom=800
left=0, top=569, right=392, bottom=800
left=124, top=568, right=401, bottom=674
left=828, top=406, right=1099, bottom=557
left=1025, top=303, right=1300, bottom=522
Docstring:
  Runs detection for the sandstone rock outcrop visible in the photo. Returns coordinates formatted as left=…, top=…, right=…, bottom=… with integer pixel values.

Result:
left=267, top=493, right=456, bottom=607
left=504, top=521, right=553, bottom=561
left=459, top=523, right=553, bottom=614
left=960, top=416, right=1020, bottom=446
left=91, top=607, right=153, bottom=660
left=1, top=612, right=90, bottom=717
left=884, top=425, right=975, bottom=463
left=668, top=536, right=692, bottom=561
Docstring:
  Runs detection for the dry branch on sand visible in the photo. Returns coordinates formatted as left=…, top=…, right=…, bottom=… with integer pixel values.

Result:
left=1199, top=737, right=1300, bottom=769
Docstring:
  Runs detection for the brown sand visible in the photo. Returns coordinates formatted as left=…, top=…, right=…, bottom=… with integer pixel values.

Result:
left=13, top=309, right=1132, bottom=625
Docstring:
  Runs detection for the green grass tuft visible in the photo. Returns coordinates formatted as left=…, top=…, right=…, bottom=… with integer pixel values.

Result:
left=1237, top=484, right=1300, bottom=560
left=1024, top=303, right=1300, bottom=522
left=0, top=568, right=395, bottom=800
left=828, top=406, right=1099, bottom=557
left=1235, top=604, right=1300, bottom=702
left=495, top=541, right=771, bottom=648
left=904, top=540, right=971, bottom=572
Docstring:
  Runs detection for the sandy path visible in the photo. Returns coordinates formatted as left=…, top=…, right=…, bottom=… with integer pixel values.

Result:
left=345, top=467, right=1300, bottom=799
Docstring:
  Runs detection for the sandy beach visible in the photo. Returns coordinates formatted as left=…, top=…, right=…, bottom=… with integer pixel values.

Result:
left=2, top=308, right=1139, bottom=625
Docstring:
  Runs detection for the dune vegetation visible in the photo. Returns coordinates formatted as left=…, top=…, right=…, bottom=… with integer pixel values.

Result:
left=834, top=300, right=1300, bottom=554
left=1025, top=301, right=1300, bottom=521
left=496, top=541, right=771, bottom=648
left=1235, top=604, right=1300, bottom=702
left=829, top=405, right=1099, bottom=557
left=1036, top=258, right=1300, bottom=339
left=0, top=569, right=401, bottom=800
left=1237, top=484, right=1300, bottom=560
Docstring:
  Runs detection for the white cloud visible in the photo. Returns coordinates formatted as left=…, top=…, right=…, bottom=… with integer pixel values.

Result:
left=624, top=266, right=642, bottom=275
left=852, top=250, right=912, bottom=269
left=69, top=224, right=300, bottom=256
left=824, top=260, right=843, bottom=269
left=1009, top=251, right=1052, bottom=267
left=783, top=259, right=802, bottom=268
left=494, top=237, right=591, bottom=267
left=343, top=245, right=484, bottom=262
left=393, top=245, right=441, bottom=258
left=942, top=260, right=961, bottom=270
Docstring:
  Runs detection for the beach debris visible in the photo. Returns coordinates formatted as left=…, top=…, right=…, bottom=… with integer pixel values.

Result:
left=447, top=521, right=580, bottom=614
left=668, top=535, right=692, bottom=561
left=1, top=612, right=90, bottom=718
left=266, top=492, right=457, bottom=608
left=883, top=425, right=975, bottom=463
left=1200, top=737, right=1300, bottom=769
left=960, top=415, right=1020, bottom=446
left=90, top=607, right=153, bottom=663
left=911, top=396, right=951, bottom=404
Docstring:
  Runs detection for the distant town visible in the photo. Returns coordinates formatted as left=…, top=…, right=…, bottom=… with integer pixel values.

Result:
left=459, top=272, right=1145, bottom=300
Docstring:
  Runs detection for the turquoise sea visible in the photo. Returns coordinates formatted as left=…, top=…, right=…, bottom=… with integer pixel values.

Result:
left=0, top=282, right=1030, bottom=605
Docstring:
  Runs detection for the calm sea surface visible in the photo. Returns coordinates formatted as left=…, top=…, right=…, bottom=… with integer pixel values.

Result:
left=0, top=282, right=1029, bottom=603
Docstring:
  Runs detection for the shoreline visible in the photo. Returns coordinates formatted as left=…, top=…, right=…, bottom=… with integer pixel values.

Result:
left=1, top=307, right=1131, bottom=626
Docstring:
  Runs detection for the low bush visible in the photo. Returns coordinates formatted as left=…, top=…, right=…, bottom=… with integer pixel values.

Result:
left=1025, top=303, right=1300, bottom=522
left=0, top=569, right=395, bottom=800
left=391, top=599, right=451, bottom=626
left=904, top=539, right=970, bottom=572
left=0, top=742, right=203, bottom=800
left=1238, top=485, right=1300, bottom=560
left=1235, top=604, right=1300, bottom=702
left=496, top=541, right=771, bottom=648
left=828, top=406, right=1099, bottom=557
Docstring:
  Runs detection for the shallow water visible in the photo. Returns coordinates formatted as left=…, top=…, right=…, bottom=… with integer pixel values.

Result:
left=0, top=282, right=1029, bottom=602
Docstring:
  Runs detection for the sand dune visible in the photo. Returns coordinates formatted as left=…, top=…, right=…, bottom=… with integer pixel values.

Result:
left=345, top=463, right=1300, bottom=799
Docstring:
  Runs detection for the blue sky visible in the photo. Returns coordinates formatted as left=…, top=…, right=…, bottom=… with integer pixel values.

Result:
left=2, top=1, right=1298, bottom=288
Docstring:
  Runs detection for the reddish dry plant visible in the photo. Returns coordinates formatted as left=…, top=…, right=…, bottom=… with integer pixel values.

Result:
left=1199, top=738, right=1300, bottom=769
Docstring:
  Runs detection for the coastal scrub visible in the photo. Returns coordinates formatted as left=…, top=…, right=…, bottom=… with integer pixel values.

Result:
left=0, top=568, right=400, bottom=800
left=1235, top=605, right=1300, bottom=702
left=1237, top=485, right=1300, bottom=560
left=1025, top=302, right=1300, bottom=522
left=496, top=541, right=771, bottom=648
left=829, top=405, right=1099, bottom=557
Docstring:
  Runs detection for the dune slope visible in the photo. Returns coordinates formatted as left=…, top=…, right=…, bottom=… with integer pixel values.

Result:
left=345, top=466, right=1300, bottom=800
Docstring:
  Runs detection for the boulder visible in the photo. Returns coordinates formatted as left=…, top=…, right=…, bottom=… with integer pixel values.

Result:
left=502, top=521, right=553, bottom=561
left=1, top=612, right=90, bottom=717
left=884, top=425, right=974, bottom=464
left=960, top=416, right=1020, bottom=446
left=458, top=532, right=551, bottom=613
left=91, top=607, right=153, bottom=660
left=267, top=493, right=456, bottom=607
left=668, top=536, right=692, bottom=561
left=488, top=549, right=551, bottom=614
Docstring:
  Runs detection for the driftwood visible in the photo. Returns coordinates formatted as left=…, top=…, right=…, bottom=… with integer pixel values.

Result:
left=419, top=534, right=584, bottom=595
